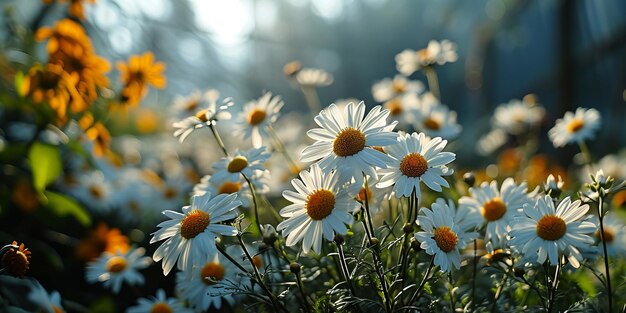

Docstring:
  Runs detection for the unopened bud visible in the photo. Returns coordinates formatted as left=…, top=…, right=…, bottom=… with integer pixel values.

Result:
left=333, top=234, right=344, bottom=245
left=463, top=172, right=476, bottom=187
left=290, top=262, right=301, bottom=274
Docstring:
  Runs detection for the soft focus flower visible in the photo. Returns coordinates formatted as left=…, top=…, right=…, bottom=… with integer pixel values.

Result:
left=412, top=93, right=462, bottom=139
left=126, top=289, right=193, bottom=313
left=381, top=93, right=420, bottom=127
left=301, top=101, right=398, bottom=183
left=458, top=178, right=531, bottom=248
left=492, top=99, right=545, bottom=135
left=86, top=247, right=151, bottom=294
left=277, top=164, right=360, bottom=254
left=372, top=75, right=424, bottom=103
left=377, top=132, right=455, bottom=198
left=234, top=92, right=284, bottom=148
left=69, top=170, right=116, bottom=213
left=42, top=0, right=96, bottom=20
left=117, top=52, right=167, bottom=108
left=415, top=199, right=478, bottom=272
left=548, top=107, right=601, bottom=147
left=75, top=223, right=129, bottom=261
left=295, top=68, right=334, bottom=87
left=589, top=213, right=626, bottom=257
left=28, top=281, right=65, bottom=313
left=509, top=196, right=595, bottom=268
left=544, top=174, right=564, bottom=197
left=209, top=147, right=270, bottom=184
left=172, top=90, right=234, bottom=142
left=395, top=40, right=458, bottom=76
left=176, top=253, right=242, bottom=311
left=151, top=192, right=240, bottom=275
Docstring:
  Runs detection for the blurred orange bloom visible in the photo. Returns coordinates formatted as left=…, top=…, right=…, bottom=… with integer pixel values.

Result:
left=75, top=223, right=129, bottom=261
left=85, top=122, right=111, bottom=157
left=116, top=52, right=166, bottom=108
left=42, top=0, right=96, bottom=20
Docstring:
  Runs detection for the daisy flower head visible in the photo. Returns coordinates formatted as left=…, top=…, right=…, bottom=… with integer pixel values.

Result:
left=194, top=170, right=269, bottom=208
left=1, top=241, right=32, bottom=277
left=548, top=107, right=601, bottom=148
left=69, top=170, right=116, bottom=213
left=295, top=67, right=334, bottom=87
left=86, top=247, right=151, bottom=294
left=235, top=92, right=284, bottom=148
left=355, top=174, right=394, bottom=215
left=176, top=253, right=242, bottom=312
left=377, top=132, right=455, bottom=199
left=395, top=40, right=458, bottom=76
left=381, top=93, right=420, bottom=127
left=493, top=99, right=545, bottom=135
left=458, top=178, right=531, bottom=247
left=509, top=196, right=595, bottom=268
left=127, top=289, right=193, bottom=313
left=172, top=90, right=234, bottom=142
left=412, top=93, right=462, bottom=139
left=415, top=199, right=478, bottom=272
left=150, top=192, right=241, bottom=275
left=209, top=147, right=270, bottom=185
left=589, top=213, right=626, bottom=257
left=28, top=281, right=65, bottom=313
left=301, top=101, right=398, bottom=183
left=372, top=75, right=424, bottom=103
left=277, top=163, right=361, bottom=254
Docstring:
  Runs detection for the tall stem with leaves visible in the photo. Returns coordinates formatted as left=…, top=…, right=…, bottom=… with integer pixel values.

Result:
left=597, top=193, right=613, bottom=313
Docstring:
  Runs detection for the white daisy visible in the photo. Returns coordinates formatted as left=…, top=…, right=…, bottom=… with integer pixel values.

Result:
left=356, top=174, right=394, bottom=215
left=157, top=172, right=193, bottom=213
left=412, top=93, right=462, bottom=139
left=548, top=107, right=601, bottom=148
left=126, top=289, right=193, bottom=313
left=170, top=90, right=205, bottom=120
left=415, top=199, right=478, bottom=272
left=69, top=170, right=117, bottom=214
left=377, top=132, right=455, bottom=199
left=28, top=281, right=65, bottom=313
left=150, top=192, right=241, bottom=275
left=492, top=99, right=545, bottom=135
left=544, top=174, right=564, bottom=196
left=458, top=178, right=531, bottom=247
left=395, top=40, right=458, bottom=76
left=277, top=164, right=361, bottom=254
left=194, top=170, right=269, bottom=208
left=172, top=90, right=234, bottom=142
left=372, top=75, right=424, bottom=103
left=209, top=147, right=270, bottom=185
left=300, top=101, right=398, bottom=183
left=176, top=253, right=242, bottom=312
left=295, top=68, right=334, bottom=87
left=234, top=92, right=284, bottom=148
left=381, top=93, right=420, bottom=127
left=476, top=128, right=507, bottom=156
left=590, top=213, right=626, bottom=257
left=509, top=196, right=595, bottom=268
left=86, top=247, right=151, bottom=294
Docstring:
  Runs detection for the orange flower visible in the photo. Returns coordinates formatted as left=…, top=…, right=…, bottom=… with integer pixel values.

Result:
left=21, top=63, right=85, bottom=124
left=85, top=122, right=111, bottom=157
left=116, top=52, right=166, bottom=108
left=2, top=241, right=32, bottom=277
left=42, top=0, right=96, bottom=20
left=75, top=223, right=129, bottom=261
left=35, top=19, right=93, bottom=57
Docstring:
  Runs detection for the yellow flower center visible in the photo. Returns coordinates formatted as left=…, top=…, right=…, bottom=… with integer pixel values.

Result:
left=594, top=228, right=614, bottom=243
left=392, top=81, right=406, bottom=94
left=185, top=100, right=200, bottom=112
left=253, top=255, right=264, bottom=269
left=180, top=210, right=211, bottom=239
left=195, top=109, right=209, bottom=122
left=53, top=305, right=64, bottom=313
left=333, top=128, right=366, bottom=157
left=150, top=302, right=173, bottom=313
left=566, top=119, right=584, bottom=133
left=399, top=153, right=428, bottom=177
left=423, top=117, right=441, bottom=130
left=247, top=109, right=267, bottom=126
left=433, top=226, right=458, bottom=253
left=89, top=185, right=103, bottom=199
left=306, top=189, right=335, bottom=220
left=163, top=187, right=177, bottom=199
left=536, top=215, right=567, bottom=241
left=218, top=181, right=241, bottom=194
left=106, top=256, right=128, bottom=273
left=384, top=99, right=402, bottom=116
left=358, top=187, right=372, bottom=202
left=200, top=262, right=225, bottom=285
left=227, top=156, right=248, bottom=173
left=482, top=197, right=507, bottom=222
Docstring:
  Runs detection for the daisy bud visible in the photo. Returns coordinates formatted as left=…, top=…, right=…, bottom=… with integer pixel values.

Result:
left=1, top=241, right=31, bottom=278
left=403, top=223, right=414, bottom=234
left=333, top=234, right=345, bottom=246
left=410, top=237, right=421, bottom=252
left=463, top=172, right=476, bottom=187
left=369, top=237, right=379, bottom=247
left=261, top=224, right=278, bottom=246
left=290, top=262, right=301, bottom=275
left=513, top=267, right=525, bottom=278
left=544, top=174, right=564, bottom=197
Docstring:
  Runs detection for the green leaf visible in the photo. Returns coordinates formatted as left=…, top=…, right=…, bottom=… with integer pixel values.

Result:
left=43, top=191, right=91, bottom=226
left=28, top=143, right=62, bottom=192
left=14, top=71, right=25, bottom=96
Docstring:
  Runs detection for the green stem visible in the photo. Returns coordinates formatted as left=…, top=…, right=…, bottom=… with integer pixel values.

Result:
left=296, top=271, right=312, bottom=313
left=336, top=242, right=357, bottom=297
left=405, top=256, right=434, bottom=310
left=242, top=173, right=262, bottom=234
left=267, top=125, right=300, bottom=174
left=577, top=140, right=594, bottom=173
left=471, top=239, right=478, bottom=311
left=424, top=66, right=440, bottom=99
left=598, top=195, right=613, bottom=313
left=209, top=123, right=229, bottom=156
left=300, top=86, right=322, bottom=114
left=490, top=272, right=508, bottom=313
